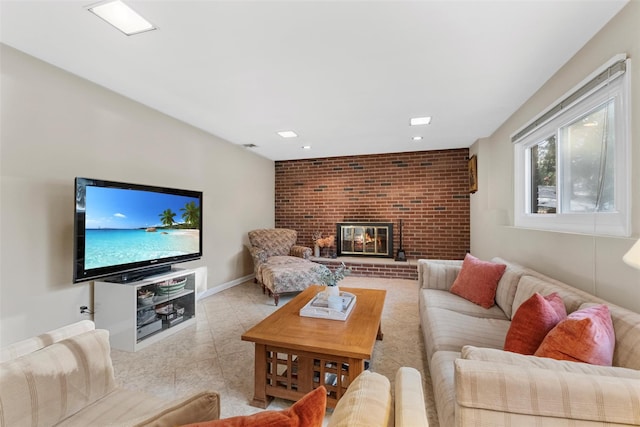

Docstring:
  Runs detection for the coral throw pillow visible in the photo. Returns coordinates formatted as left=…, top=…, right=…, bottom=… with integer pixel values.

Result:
left=449, top=254, right=506, bottom=308
left=535, top=304, right=615, bottom=366
left=504, top=292, right=567, bottom=355
left=180, top=386, right=326, bottom=427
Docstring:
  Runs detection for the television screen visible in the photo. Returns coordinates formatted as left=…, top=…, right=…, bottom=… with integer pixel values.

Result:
left=73, top=177, right=202, bottom=283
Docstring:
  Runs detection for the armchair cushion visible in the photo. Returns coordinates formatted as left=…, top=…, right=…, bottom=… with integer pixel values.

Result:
left=248, top=229, right=299, bottom=258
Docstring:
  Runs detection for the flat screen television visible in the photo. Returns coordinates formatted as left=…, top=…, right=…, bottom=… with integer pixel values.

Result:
left=73, top=177, right=203, bottom=283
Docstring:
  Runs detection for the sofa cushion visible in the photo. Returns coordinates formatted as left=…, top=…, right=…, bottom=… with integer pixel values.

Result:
left=0, top=329, right=116, bottom=427
left=450, top=254, right=506, bottom=308
left=421, top=289, right=508, bottom=320
left=601, top=303, right=640, bottom=370
left=131, top=391, right=220, bottom=427
left=327, top=370, right=391, bottom=427
left=56, top=390, right=220, bottom=427
left=519, top=268, right=610, bottom=307
left=491, top=257, right=527, bottom=319
left=462, top=346, right=640, bottom=379
left=420, top=305, right=511, bottom=361
left=511, top=275, right=591, bottom=316
left=454, top=357, right=640, bottom=425
left=418, top=259, right=462, bottom=290
left=181, top=386, right=325, bottom=427
left=504, top=292, right=566, bottom=355
left=535, top=304, right=615, bottom=366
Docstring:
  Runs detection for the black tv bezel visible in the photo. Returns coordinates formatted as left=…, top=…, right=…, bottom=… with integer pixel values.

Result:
left=73, top=177, right=203, bottom=283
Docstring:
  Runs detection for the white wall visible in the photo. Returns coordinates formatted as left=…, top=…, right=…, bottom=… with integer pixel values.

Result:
left=0, top=45, right=275, bottom=346
left=471, top=2, right=640, bottom=313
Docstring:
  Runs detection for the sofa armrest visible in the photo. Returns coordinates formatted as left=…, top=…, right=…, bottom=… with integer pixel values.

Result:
left=417, top=259, right=462, bottom=290
left=395, top=367, right=429, bottom=427
left=290, top=245, right=312, bottom=259
left=0, top=329, right=117, bottom=427
left=454, top=358, right=640, bottom=425
left=327, top=370, right=391, bottom=427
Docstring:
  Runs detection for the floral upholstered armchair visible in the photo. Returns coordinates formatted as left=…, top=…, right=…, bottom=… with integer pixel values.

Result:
left=247, top=228, right=329, bottom=305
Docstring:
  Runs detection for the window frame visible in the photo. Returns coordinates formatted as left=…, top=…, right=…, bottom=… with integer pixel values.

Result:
left=513, top=56, right=631, bottom=237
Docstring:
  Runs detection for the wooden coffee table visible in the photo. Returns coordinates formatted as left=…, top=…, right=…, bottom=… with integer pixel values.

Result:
left=241, top=285, right=386, bottom=409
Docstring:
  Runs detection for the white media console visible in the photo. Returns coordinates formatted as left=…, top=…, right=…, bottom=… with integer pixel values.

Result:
left=94, top=268, right=196, bottom=352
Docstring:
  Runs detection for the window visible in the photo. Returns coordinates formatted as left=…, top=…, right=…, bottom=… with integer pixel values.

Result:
left=514, top=56, right=630, bottom=236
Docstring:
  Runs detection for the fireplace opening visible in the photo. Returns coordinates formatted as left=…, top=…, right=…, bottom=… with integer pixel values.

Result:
left=336, top=222, right=394, bottom=258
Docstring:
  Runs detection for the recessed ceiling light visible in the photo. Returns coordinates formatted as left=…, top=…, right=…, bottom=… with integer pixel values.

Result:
left=302, top=145, right=312, bottom=150
left=88, top=0, right=156, bottom=36
left=277, top=131, right=298, bottom=138
left=412, top=136, right=423, bottom=141
left=410, top=116, right=432, bottom=126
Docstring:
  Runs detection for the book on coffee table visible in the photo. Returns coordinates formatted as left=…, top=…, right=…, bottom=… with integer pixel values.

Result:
left=299, top=291, right=356, bottom=321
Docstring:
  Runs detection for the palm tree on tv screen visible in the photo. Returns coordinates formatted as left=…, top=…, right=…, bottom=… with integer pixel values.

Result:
left=180, top=201, right=200, bottom=229
left=159, top=209, right=176, bottom=228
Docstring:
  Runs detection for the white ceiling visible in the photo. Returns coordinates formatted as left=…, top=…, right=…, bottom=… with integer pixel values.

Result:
left=0, top=0, right=628, bottom=161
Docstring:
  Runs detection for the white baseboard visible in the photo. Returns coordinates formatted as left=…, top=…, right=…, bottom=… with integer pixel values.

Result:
left=196, top=274, right=254, bottom=300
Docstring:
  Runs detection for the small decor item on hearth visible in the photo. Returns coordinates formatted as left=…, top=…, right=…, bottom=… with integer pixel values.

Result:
left=315, top=234, right=335, bottom=258
left=312, top=231, right=322, bottom=257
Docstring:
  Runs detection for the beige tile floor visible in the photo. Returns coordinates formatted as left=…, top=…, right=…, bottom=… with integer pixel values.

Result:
left=111, top=276, right=438, bottom=425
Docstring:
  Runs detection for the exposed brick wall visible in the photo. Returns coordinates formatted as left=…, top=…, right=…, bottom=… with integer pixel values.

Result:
left=275, top=149, right=470, bottom=260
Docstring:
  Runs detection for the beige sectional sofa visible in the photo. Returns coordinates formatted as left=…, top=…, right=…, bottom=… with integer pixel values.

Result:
left=418, top=257, right=640, bottom=427
left=0, top=320, right=220, bottom=426
left=1, top=320, right=428, bottom=427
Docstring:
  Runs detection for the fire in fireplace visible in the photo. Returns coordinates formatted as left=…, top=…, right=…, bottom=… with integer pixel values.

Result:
left=336, top=222, right=394, bottom=258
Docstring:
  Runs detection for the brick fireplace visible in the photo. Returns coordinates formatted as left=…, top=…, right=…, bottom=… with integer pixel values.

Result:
left=275, top=149, right=470, bottom=265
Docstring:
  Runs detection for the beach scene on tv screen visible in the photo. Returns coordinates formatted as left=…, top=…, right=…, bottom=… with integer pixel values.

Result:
left=84, top=186, right=200, bottom=269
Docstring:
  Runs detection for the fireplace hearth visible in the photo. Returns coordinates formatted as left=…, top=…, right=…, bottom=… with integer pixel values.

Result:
left=336, top=222, right=393, bottom=258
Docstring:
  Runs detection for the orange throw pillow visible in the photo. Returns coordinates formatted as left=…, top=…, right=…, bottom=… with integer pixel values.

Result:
left=504, top=292, right=567, bottom=355
left=534, top=304, right=615, bottom=366
left=180, top=386, right=326, bottom=427
left=449, top=254, right=506, bottom=308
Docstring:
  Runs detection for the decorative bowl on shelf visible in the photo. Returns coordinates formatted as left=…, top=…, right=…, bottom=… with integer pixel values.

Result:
left=156, top=278, right=187, bottom=295
left=137, top=291, right=155, bottom=306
